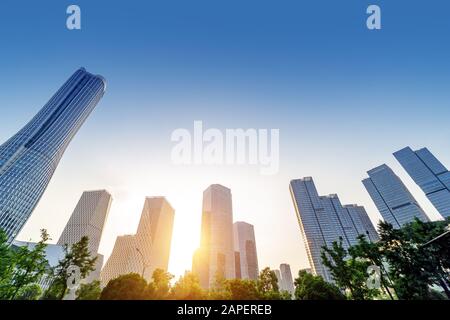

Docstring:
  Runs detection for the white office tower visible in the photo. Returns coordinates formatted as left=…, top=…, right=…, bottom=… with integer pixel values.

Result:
left=193, top=184, right=235, bottom=289
left=57, top=190, right=112, bottom=282
left=233, top=221, right=259, bottom=280
left=101, top=197, right=175, bottom=286
left=280, top=263, right=295, bottom=296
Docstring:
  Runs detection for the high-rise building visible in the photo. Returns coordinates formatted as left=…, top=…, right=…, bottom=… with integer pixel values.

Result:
left=233, top=221, right=259, bottom=280
left=280, top=263, right=295, bottom=295
left=57, top=190, right=112, bottom=282
left=192, top=184, right=235, bottom=289
left=0, top=68, right=106, bottom=243
left=290, top=177, right=377, bottom=282
left=234, top=251, right=241, bottom=279
left=344, top=204, right=379, bottom=242
left=363, top=164, right=429, bottom=228
left=101, top=197, right=175, bottom=286
left=394, top=146, right=450, bottom=219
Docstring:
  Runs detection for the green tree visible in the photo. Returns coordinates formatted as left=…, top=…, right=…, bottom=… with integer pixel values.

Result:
left=170, top=272, right=206, bottom=300
left=0, top=229, right=50, bottom=300
left=100, top=273, right=147, bottom=300
left=76, top=280, right=101, bottom=300
left=0, top=230, right=12, bottom=281
left=44, top=236, right=97, bottom=300
left=321, top=237, right=380, bottom=300
left=257, top=267, right=281, bottom=300
left=377, top=219, right=450, bottom=299
left=208, top=271, right=231, bottom=300
left=294, top=270, right=345, bottom=300
left=145, top=268, right=174, bottom=300
left=348, top=234, right=396, bottom=299
left=227, top=279, right=260, bottom=300
left=0, top=230, right=15, bottom=298
left=15, top=283, right=42, bottom=300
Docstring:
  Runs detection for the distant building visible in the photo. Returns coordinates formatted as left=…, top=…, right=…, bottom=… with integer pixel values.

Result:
left=192, top=184, right=235, bottom=289
left=57, top=190, right=112, bottom=282
left=394, top=146, right=450, bottom=219
left=234, top=251, right=241, bottom=279
left=290, top=177, right=378, bottom=282
left=233, top=221, right=259, bottom=280
left=101, top=197, right=175, bottom=286
left=363, top=164, right=429, bottom=228
left=280, top=264, right=295, bottom=295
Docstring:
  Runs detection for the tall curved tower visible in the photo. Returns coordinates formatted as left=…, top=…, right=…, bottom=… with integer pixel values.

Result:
left=0, top=68, right=106, bottom=243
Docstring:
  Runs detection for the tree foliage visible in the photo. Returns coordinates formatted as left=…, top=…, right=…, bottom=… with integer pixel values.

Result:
left=44, top=236, right=97, bottom=300
left=294, top=270, right=345, bottom=300
left=321, top=218, right=450, bottom=300
left=170, top=272, right=206, bottom=300
left=321, top=237, right=378, bottom=300
left=76, top=280, right=101, bottom=300
left=100, top=273, right=148, bottom=300
left=0, top=229, right=50, bottom=300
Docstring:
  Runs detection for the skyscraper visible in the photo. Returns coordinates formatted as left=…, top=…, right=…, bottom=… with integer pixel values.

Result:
left=363, top=164, right=429, bottom=228
left=101, top=197, right=175, bottom=286
left=233, top=221, right=259, bottom=280
left=0, top=68, right=106, bottom=243
left=290, top=177, right=377, bottom=282
left=394, top=146, right=450, bottom=219
left=192, top=184, right=235, bottom=289
left=280, top=263, right=295, bottom=296
left=57, top=190, right=112, bottom=282
left=343, top=204, right=379, bottom=242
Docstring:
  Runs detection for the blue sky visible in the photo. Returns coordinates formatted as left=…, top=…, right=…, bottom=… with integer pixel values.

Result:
left=1, top=1, right=449, bottom=278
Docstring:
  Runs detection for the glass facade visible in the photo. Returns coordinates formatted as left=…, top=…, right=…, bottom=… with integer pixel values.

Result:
left=233, top=221, right=259, bottom=280
left=362, top=164, right=429, bottom=229
left=193, top=184, right=235, bottom=288
left=394, top=146, right=450, bottom=218
left=0, top=68, right=106, bottom=243
left=290, top=177, right=377, bottom=283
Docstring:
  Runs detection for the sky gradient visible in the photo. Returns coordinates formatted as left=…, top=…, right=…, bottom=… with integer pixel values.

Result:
left=1, top=0, right=449, bottom=279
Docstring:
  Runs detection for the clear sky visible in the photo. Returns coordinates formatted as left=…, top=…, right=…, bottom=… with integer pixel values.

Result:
left=1, top=0, right=449, bottom=279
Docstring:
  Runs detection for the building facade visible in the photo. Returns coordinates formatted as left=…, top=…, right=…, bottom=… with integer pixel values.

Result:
left=394, top=146, right=450, bottom=219
left=280, top=263, right=295, bottom=296
left=344, top=204, right=379, bottom=242
left=363, top=164, right=429, bottom=228
left=0, top=68, right=106, bottom=243
left=57, top=190, right=112, bottom=282
left=290, top=177, right=377, bottom=282
left=233, top=221, right=259, bottom=280
left=192, top=184, right=235, bottom=289
left=101, top=197, right=175, bottom=286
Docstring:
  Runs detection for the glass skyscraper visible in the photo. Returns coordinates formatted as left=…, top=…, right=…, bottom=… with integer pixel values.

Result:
left=233, top=221, right=259, bottom=280
left=290, top=177, right=378, bottom=283
left=0, top=68, right=106, bottom=243
left=363, top=164, right=430, bottom=229
left=394, top=146, right=450, bottom=219
left=192, top=184, right=235, bottom=289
